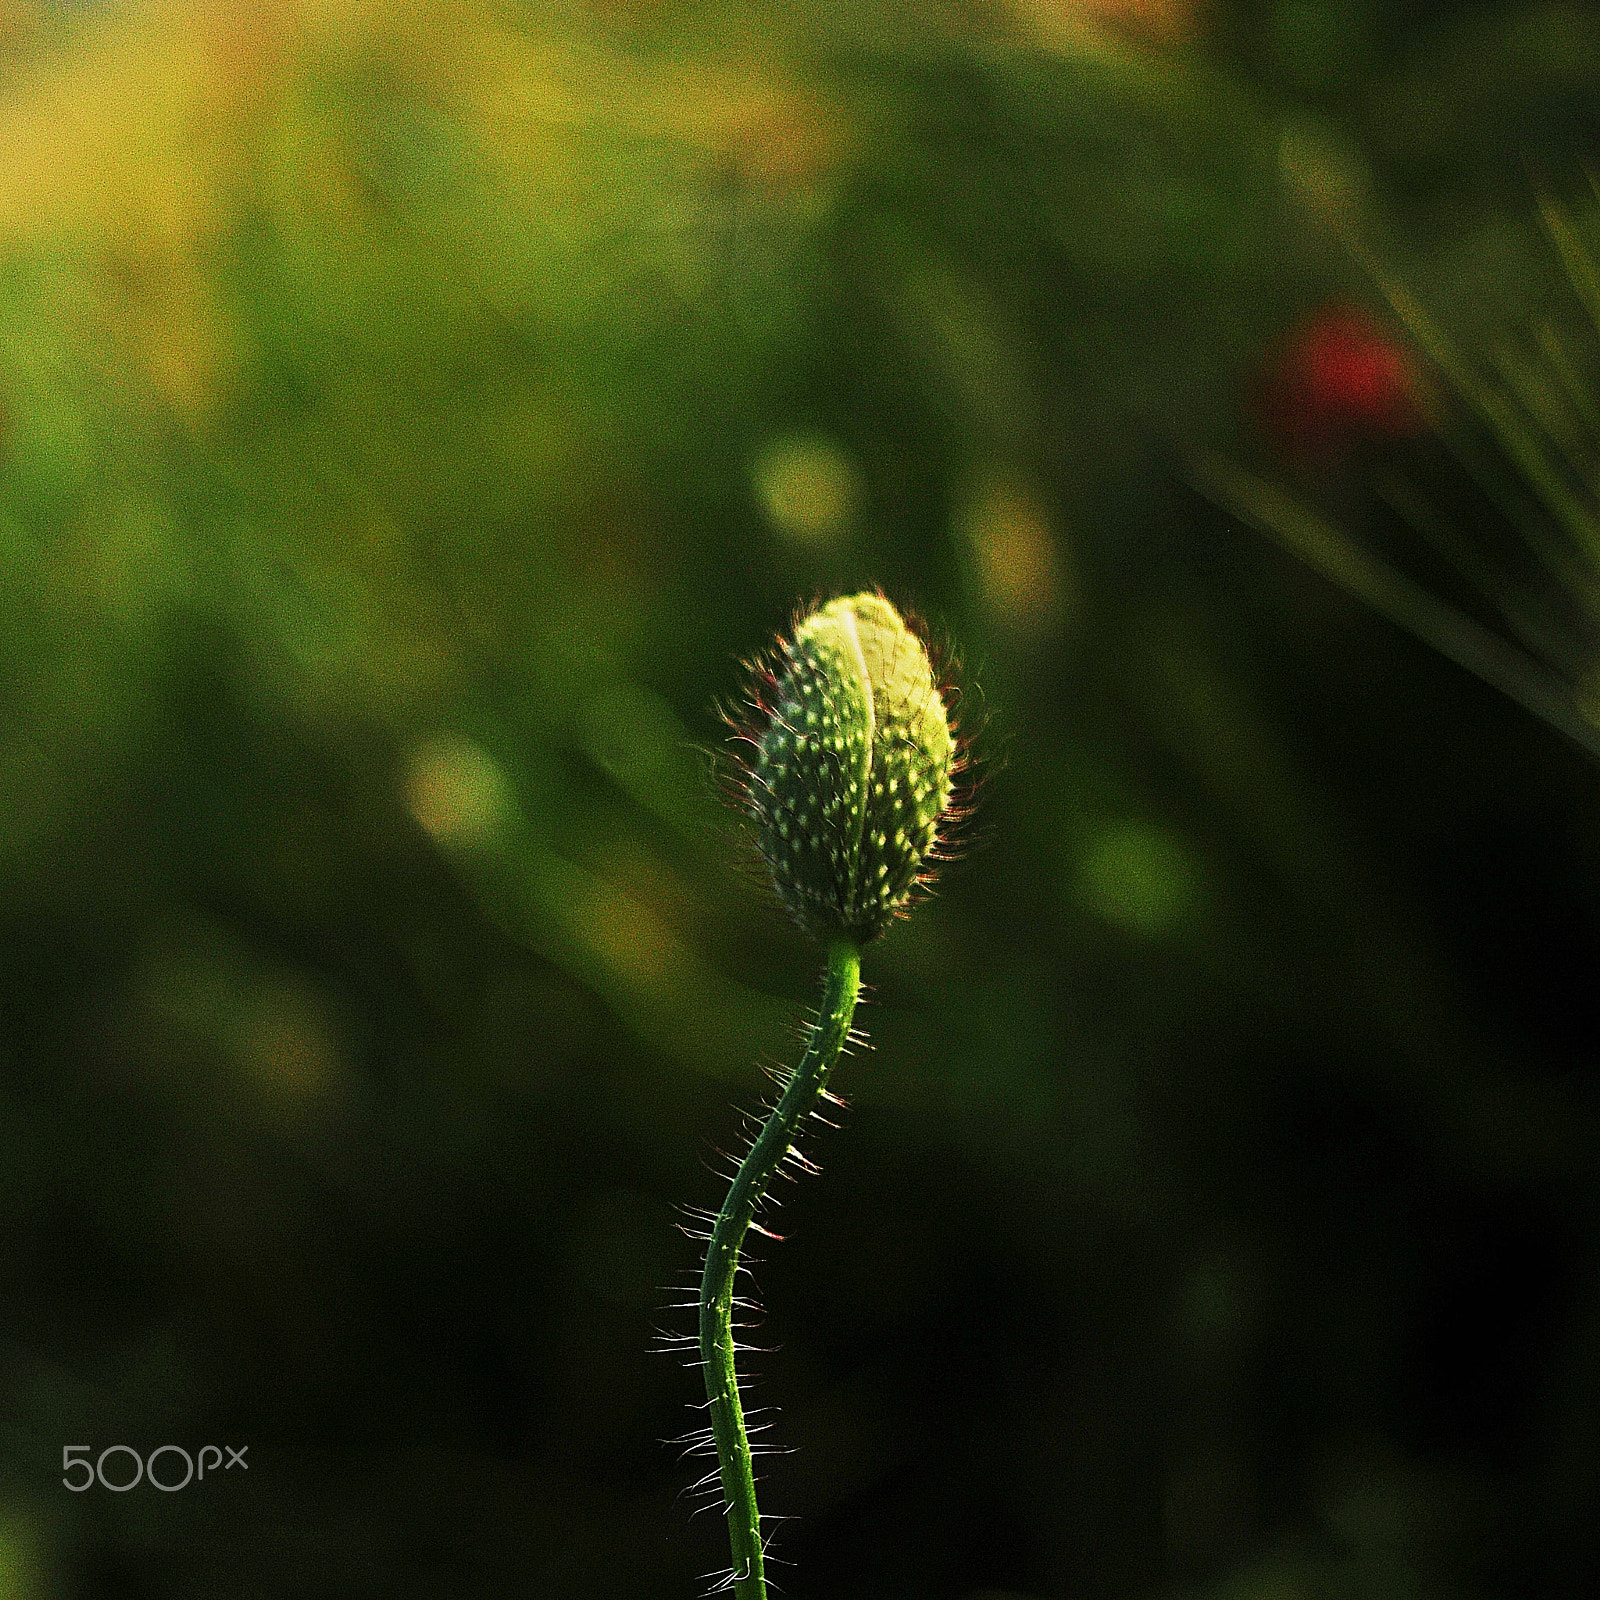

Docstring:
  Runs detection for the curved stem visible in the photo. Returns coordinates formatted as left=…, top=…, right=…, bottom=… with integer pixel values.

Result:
left=698, top=938, right=862, bottom=1600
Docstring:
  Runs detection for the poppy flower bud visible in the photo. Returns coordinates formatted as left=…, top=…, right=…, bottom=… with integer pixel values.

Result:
left=743, top=593, right=955, bottom=943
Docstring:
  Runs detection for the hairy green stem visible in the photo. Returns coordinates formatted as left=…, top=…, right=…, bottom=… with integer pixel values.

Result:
left=698, top=938, right=862, bottom=1599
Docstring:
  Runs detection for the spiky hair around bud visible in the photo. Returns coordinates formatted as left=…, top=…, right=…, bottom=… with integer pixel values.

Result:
left=728, top=592, right=962, bottom=943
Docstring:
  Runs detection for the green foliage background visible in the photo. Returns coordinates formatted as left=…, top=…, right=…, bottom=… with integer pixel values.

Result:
left=0, top=1, right=1596, bottom=1595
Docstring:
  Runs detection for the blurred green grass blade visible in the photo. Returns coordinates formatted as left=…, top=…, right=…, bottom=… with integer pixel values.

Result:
left=1536, top=317, right=1600, bottom=447
left=1189, top=451, right=1600, bottom=765
left=1370, top=468, right=1578, bottom=674
left=1537, top=187, right=1600, bottom=345
left=1494, top=338, right=1597, bottom=493
left=1349, top=236, right=1600, bottom=575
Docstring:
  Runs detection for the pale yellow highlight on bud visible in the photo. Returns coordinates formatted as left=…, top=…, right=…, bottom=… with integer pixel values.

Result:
left=958, top=475, right=1070, bottom=634
left=405, top=732, right=507, bottom=848
left=751, top=435, right=862, bottom=546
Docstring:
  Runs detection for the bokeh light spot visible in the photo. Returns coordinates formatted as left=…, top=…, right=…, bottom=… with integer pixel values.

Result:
left=957, top=476, right=1068, bottom=633
left=236, top=978, right=346, bottom=1113
left=404, top=732, right=507, bottom=849
left=751, top=433, right=861, bottom=545
left=1278, top=117, right=1369, bottom=223
left=1078, top=819, right=1198, bottom=935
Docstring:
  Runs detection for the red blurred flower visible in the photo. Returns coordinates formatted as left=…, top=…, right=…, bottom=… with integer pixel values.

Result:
left=1254, top=303, right=1423, bottom=463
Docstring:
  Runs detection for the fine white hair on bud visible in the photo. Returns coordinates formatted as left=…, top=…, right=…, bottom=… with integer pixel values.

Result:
left=729, top=592, right=959, bottom=943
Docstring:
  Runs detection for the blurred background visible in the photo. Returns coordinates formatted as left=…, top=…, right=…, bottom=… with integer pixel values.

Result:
left=1, top=1, right=1598, bottom=1595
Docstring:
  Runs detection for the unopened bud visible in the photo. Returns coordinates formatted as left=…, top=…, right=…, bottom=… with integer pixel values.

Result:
left=743, top=593, right=955, bottom=943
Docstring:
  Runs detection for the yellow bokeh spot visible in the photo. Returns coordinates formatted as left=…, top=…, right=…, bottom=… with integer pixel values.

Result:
left=958, top=476, right=1068, bottom=633
left=579, top=880, right=676, bottom=993
left=751, top=434, right=861, bottom=545
left=1078, top=819, right=1198, bottom=935
left=1278, top=117, right=1369, bottom=225
left=404, top=732, right=507, bottom=848
left=235, top=978, right=345, bottom=1109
